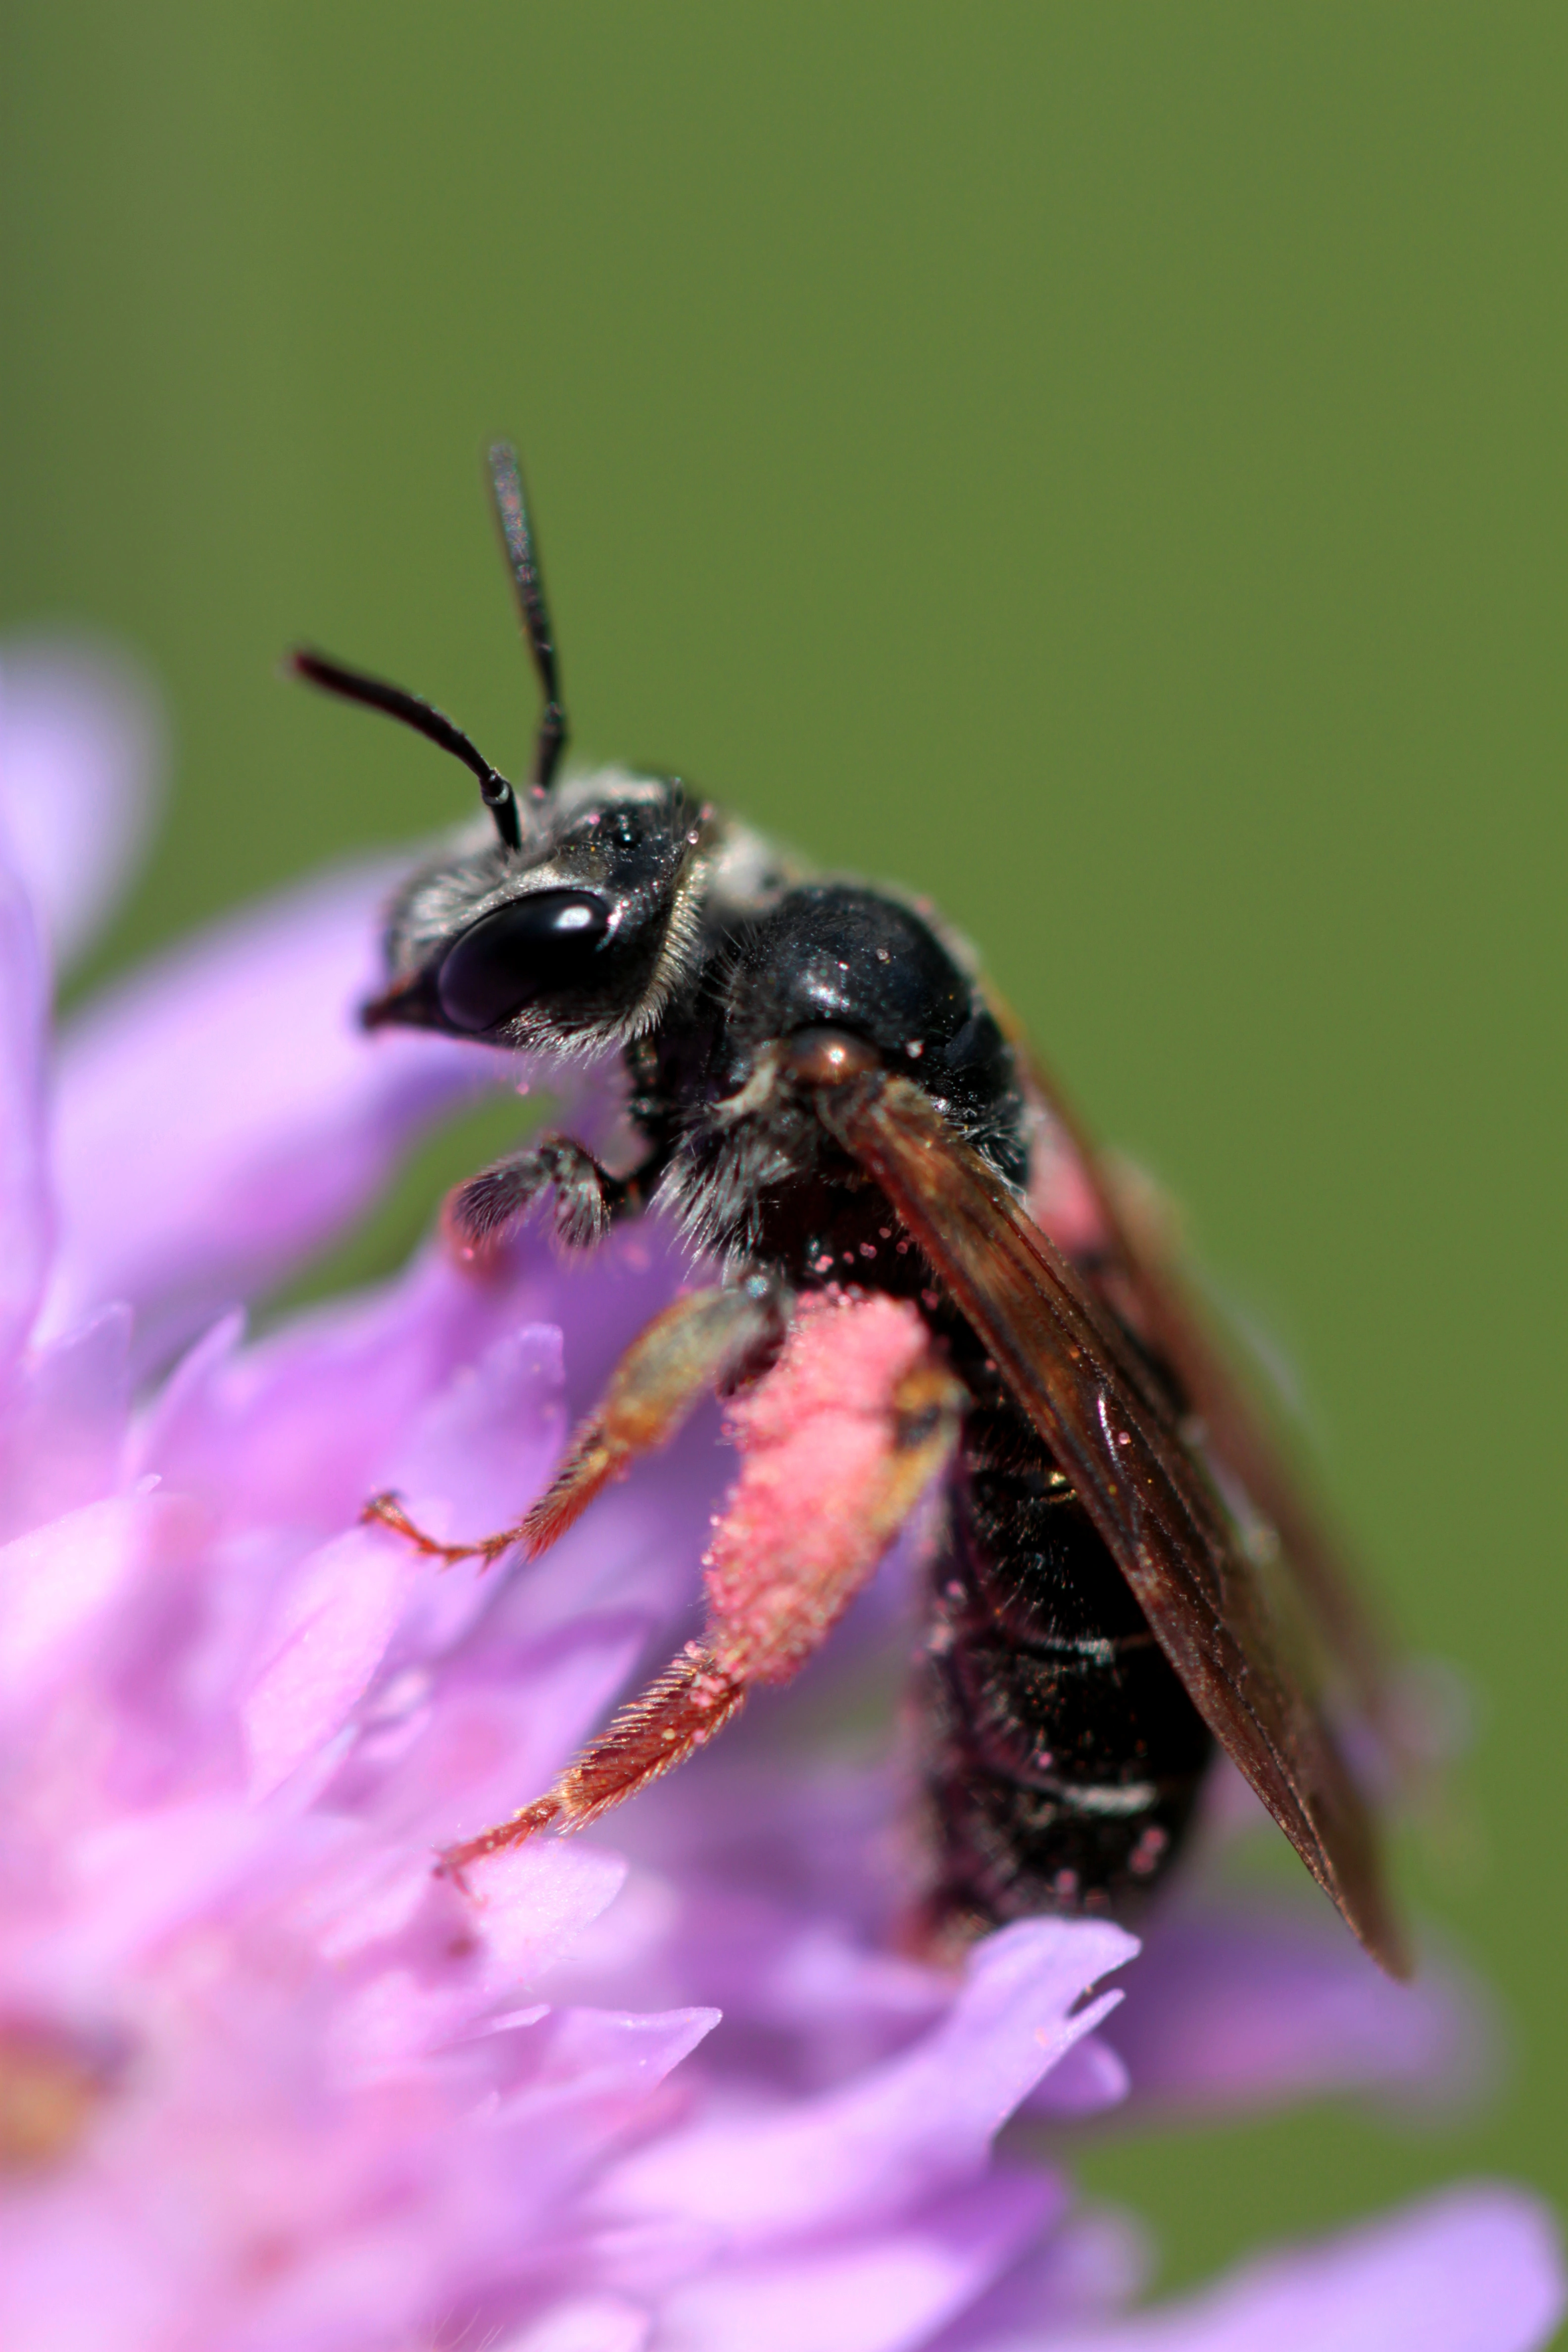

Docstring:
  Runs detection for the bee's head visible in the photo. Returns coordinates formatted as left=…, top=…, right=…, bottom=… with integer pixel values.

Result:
left=291, top=447, right=710, bottom=1056
left=365, top=771, right=708, bottom=1052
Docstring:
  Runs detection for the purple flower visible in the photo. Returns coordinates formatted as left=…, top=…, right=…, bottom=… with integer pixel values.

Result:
left=0, top=639, right=1560, bottom=2352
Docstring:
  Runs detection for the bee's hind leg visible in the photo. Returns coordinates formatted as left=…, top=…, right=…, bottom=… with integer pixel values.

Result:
left=365, top=1276, right=788, bottom=1570
left=439, top=1642, right=746, bottom=1875
left=439, top=1293, right=964, bottom=1880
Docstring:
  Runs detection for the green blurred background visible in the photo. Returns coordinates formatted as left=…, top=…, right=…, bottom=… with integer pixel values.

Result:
left=3, top=0, right=1562, bottom=2304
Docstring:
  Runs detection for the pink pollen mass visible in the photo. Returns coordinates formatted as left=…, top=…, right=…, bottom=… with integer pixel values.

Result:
left=702, top=1293, right=949, bottom=1686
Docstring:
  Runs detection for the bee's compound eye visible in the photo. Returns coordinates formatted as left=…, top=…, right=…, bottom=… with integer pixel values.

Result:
left=436, top=890, right=612, bottom=1031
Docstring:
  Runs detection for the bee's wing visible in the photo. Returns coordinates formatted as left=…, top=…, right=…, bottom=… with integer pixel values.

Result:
left=1014, top=1045, right=1393, bottom=1724
left=818, top=1071, right=1410, bottom=1978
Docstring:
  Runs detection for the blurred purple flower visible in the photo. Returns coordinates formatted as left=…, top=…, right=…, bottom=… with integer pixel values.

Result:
left=0, top=642, right=1560, bottom=2352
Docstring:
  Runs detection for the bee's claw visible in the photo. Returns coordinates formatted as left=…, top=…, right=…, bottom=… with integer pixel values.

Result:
left=361, top=1491, right=487, bottom=1568
left=436, top=1797, right=562, bottom=1885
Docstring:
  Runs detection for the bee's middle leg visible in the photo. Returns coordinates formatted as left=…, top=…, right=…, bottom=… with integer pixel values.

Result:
left=364, top=1276, right=788, bottom=1568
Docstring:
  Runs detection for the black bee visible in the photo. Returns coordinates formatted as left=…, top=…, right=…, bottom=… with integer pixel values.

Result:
left=293, top=446, right=1407, bottom=1977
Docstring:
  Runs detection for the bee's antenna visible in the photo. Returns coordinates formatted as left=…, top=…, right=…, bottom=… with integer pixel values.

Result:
left=289, top=650, right=523, bottom=852
left=488, top=442, right=568, bottom=792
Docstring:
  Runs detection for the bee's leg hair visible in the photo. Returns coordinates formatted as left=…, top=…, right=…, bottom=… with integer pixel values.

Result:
left=437, top=1309, right=963, bottom=1879
left=439, top=1643, right=745, bottom=1877
left=444, top=1133, right=652, bottom=1256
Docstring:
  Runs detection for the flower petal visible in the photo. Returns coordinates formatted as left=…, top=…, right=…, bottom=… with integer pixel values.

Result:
left=0, top=1492, right=190, bottom=1708
left=0, top=1304, right=130, bottom=1543
left=42, top=860, right=515, bottom=1369
left=659, top=2173, right=1058, bottom=2352
left=134, top=1225, right=682, bottom=1552
left=0, top=638, right=165, bottom=972
left=1028, top=2031, right=1130, bottom=2118
left=460, top=1845, right=637, bottom=1989
left=0, top=826, right=49, bottom=1375
left=925, top=2208, right=1149, bottom=2348
left=600, top=1918, right=1135, bottom=2246
left=243, top=1524, right=425, bottom=1801
left=48, top=1798, right=305, bottom=1979
left=1029, top=2183, right=1565, bottom=2352
left=491, top=2298, right=651, bottom=2352
left=1102, top=1904, right=1486, bottom=2117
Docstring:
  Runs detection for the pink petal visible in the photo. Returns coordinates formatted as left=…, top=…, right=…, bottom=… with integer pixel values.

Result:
left=927, top=2208, right=1150, bottom=2347
left=136, top=1249, right=566, bottom=1549
left=0, top=1492, right=189, bottom=1706
left=465, top=1842, right=634, bottom=1986
left=1103, top=1904, right=1485, bottom=2117
left=0, top=830, right=49, bottom=1375
left=48, top=1799, right=303, bottom=1979
left=1028, top=2031, right=1130, bottom=2118
left=307, top=1846, right=643, bottom=2072
left=1035, top=2183, right=1565, bottom=2352
left=600, top=1918, right=1135, bottom=2245
left=0, top=638, right=165, bottom=972
left=381, top=1612, right=657, bottom=1852
left=135, top=1265, right=473, bottom=1541
left=387, top=1321, right=566, bottom=1541
left=373, top=1320, right=568, bottom=1664
left=0, top=2203, right=175, bottom=2352
left=43, top=861, right=516, bottom=1369
left=0, top=1304, right=131, bottom=1544
left=658, top=2173, right=1058, bottom=2352
left=500, top=2004, right=720, bottom=2115
left=491, top=2297, right=652, bottom=2352
left=243, top=1524, right=424, bottom=1800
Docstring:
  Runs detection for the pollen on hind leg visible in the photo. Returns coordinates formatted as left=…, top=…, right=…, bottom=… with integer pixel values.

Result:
left=703, top=1293, right=963, bottom=1687
left=439, top=1294, right=963, bottom=1884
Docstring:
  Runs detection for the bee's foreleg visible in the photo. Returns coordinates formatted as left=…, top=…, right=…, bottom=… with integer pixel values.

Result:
left=443, top=1133, right=650, bottom=1258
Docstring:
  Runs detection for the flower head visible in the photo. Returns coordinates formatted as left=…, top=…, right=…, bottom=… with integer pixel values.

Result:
left=0, top=642, right=1560, bottom=2351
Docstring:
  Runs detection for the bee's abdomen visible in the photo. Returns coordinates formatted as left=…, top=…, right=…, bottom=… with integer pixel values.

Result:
left=918, top=1395, right=1214, bottom=1931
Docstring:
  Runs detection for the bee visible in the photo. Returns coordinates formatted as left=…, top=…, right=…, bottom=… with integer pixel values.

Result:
left=293, top=446, right=1408, bottom=1977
